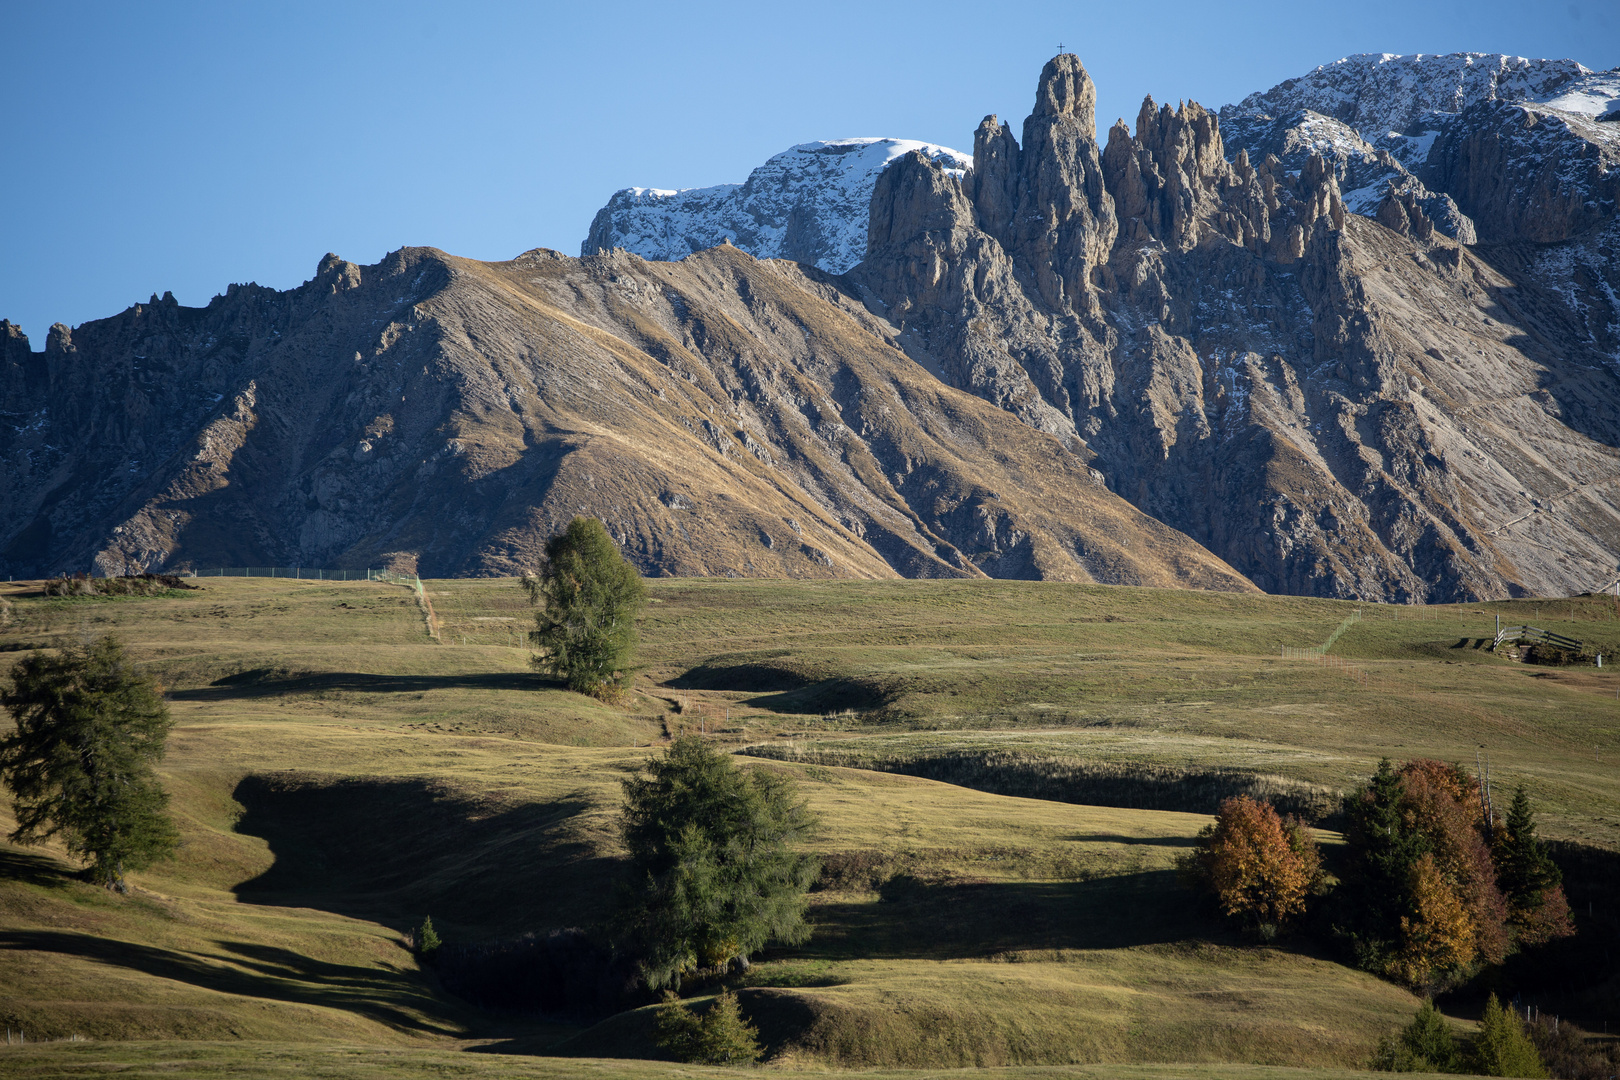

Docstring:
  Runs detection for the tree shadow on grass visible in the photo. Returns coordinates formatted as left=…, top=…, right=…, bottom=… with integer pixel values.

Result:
left=1064, top=832, right=1199, bottom=847
left=231, top=775, right=618, bottom=938
left=0, top=846, right=78, bottom=890
left=804, top=869, right=1218, bottom=961
left=0, top=929, right=457, bottom=1035
left=170, top=669, right=565, bottom=702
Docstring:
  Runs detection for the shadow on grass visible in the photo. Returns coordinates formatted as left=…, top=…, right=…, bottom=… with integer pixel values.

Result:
left=1065, top=832, right=1199, bottom=847
left=804, top=869, right=1212, bottom=960
left=171, top=669, right=564, bottom=701
left=0, top=846, right=78, bottom=890
left=0, top=928, right=456, bottom=1035
left=231, top=775, right=619, bottom=937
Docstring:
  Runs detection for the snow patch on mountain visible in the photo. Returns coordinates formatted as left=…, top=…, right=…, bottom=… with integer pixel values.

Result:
left=1536, top=69, right=1620, bottom=120
left=582, top=139, right=971, bottom=274
left=1227, top=53, right=1595, bottom=145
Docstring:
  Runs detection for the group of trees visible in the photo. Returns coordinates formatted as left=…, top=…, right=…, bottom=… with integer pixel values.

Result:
left=1186, top=759, right=1587, bottom=1078
left=1339, top=759, right=1573, bottom=990
left=1187, top=757, right=1574, bottom=993
left=1375, top=995, right=1548, bottom=1077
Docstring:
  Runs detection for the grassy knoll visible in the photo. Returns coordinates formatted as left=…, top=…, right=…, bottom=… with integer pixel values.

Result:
left=0, top=575, right=1616, bottom=1071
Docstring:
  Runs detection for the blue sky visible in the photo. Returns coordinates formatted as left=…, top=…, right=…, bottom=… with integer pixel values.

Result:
left=3, top=0, right=1616, bottom=343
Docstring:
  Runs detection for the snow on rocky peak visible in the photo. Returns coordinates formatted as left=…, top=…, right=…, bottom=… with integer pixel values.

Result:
left=581, top=139, right=971, bottom=275
left=1226, top=53, right=1597, bottom=147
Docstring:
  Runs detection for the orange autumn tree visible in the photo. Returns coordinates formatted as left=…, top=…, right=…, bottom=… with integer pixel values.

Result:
left=1339, top=758, right=1570, bottom=991
left=1187, top=795, right=1321, bottom=935
left=1394, top=852, right=1478, bottom=987
left=1395, top=760, right=1510, bottom=970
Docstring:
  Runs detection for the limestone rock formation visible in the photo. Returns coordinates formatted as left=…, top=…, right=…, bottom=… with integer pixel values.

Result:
left=581, top=139, right=971, bottom=274
left=852, top=54, right=1620, bottom=601
left=0, top=246, right=1253, bottom=592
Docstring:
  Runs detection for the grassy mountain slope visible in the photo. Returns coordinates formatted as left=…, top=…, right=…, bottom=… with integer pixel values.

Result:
left=1, top=575, right=1616, bottom=1071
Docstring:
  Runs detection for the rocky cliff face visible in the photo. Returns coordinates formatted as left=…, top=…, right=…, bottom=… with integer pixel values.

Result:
left=8, top=52, right=1618, bottom=601
left=581, top=140, right=971, bottom=274
left=851, top=54, right=1620, bottom=601
left=0, top=246, right=1253, bottom=592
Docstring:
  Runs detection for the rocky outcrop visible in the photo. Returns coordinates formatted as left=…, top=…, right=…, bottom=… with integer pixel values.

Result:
left=581, top=140, right=971, bottom=275
left=1421, top=100, right=1620, bottom=243
left=852, top=54, right=1620, bottom=602
left=1218, top=108, right=1476, bottom=243
left=0, top=245, right=1253, bottom=592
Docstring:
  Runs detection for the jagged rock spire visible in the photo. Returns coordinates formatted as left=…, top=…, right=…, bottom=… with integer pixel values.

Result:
left=1033, top=52, right=1098, bottom=130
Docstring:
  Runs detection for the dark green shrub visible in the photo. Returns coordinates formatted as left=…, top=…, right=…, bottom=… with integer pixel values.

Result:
left=654, top=990, right=761, bottom=1065
left=1372, top=1000, right=1460, bottom=1072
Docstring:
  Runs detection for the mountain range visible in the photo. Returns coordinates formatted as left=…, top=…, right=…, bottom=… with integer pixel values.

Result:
left=4, top=52, right=1618, bottom=600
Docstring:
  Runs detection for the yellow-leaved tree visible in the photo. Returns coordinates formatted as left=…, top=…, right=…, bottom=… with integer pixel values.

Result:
left=1186, top=795, right=1321, bottom=936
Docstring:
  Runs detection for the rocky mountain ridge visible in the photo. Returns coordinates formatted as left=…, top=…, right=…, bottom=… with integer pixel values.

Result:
left=0, top=246, right=1251, bottom=591
left=582, top=139, right=971, bottom=275
left=5, top=52, right=1618, bottom=600
left=844, top=54, right=1619, bottom=600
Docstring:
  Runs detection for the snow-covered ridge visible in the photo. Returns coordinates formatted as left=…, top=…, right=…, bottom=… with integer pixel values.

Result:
left=581, top=139, right=971, bottom=275
left=1225, top=52, right=1619, bottom=155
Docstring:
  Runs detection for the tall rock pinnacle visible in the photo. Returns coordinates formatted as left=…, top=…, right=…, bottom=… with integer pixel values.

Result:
left=1003, top=54, right=1118, bottom=312
left=1032, top=52, right=1098, bottom=129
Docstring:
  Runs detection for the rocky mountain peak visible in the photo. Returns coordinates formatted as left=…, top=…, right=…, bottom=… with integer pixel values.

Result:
left=1033, top=52, right=1098, bottom=128
left=581, top=138, right=971, bottom=275
left=856, top=52, right=1620, bottom=602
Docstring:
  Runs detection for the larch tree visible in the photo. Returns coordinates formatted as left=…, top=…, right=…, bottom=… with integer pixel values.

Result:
left=619, top=737, right=818, bottom=990
left=0, top=636, right=179, bottom=890
left=522, top=517, right=648, bottom=698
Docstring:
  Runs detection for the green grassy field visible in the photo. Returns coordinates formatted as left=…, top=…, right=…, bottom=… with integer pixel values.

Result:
left=1, top=575, right=1616, bottom=1074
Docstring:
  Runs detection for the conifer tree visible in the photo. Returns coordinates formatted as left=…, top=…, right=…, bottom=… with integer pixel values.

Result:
left=1494, top=786, right=1575, bottom=945
left=620, top=737, right=818, bottom=990
left=523, top=517, right=647, bottom=698
left=653, top=990, right=763, bottom=1065
left=1471, top=993, right=1547, bottom=1078
left=1373, top=999, right=1461, bottom=1072
left=0, top=636, right=178, bottom=890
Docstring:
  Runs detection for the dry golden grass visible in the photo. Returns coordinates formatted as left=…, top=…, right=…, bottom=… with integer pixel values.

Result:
left=2, top=575, right=1614, bottom=1073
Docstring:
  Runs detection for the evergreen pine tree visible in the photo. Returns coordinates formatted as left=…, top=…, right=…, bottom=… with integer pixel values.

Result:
left=697, top=990, right=762, bottom=1065
left=523, top=517, right=647, bottom=698
left=1340, top=759, right=1429, bottom=961
left=416, top=916, right=442, bottom=958
left=1493, top=785, right=1573, bottom=942
left=653, top=990, right=763, bottom=1065
left=0, top=636, right=179, bottom=890
left=620, top=737, right=818, bottom=990
left=1471, top=994, right=1547, bottom=1078
left=1498, top=786, right=1559, bottom=905
left=1402, top=999, right=1460, bottom=1071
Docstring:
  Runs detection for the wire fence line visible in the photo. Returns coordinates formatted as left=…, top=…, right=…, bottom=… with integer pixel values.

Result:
left=1280, top=611, right=1362, bottom=660
left=186, top=567, right=387, bottom=581
left=369, top=570, right=442, bottom=642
